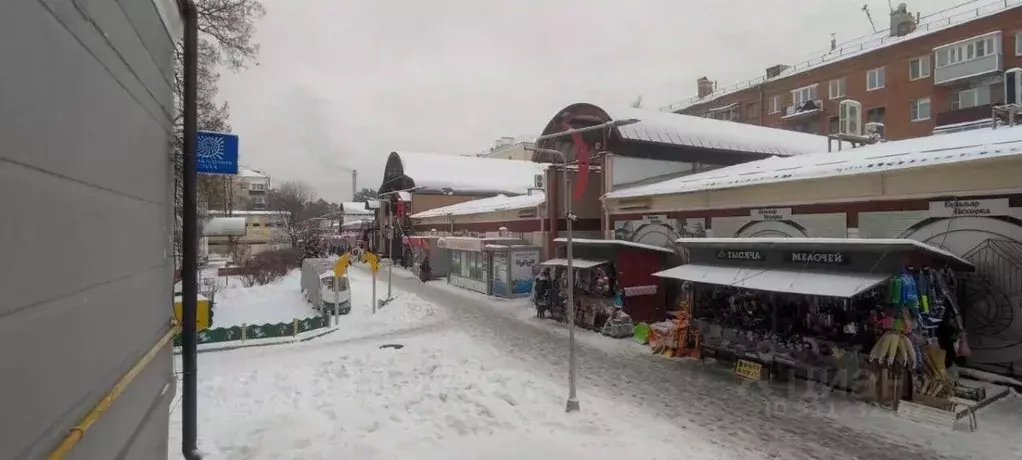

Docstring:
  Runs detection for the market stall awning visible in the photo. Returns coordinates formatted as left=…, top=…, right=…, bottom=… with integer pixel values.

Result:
left=653, top=264, right=890, bottom=298
left=672, top=237, right=974, bottom=270
left=539, top=258, right=607, bottom=269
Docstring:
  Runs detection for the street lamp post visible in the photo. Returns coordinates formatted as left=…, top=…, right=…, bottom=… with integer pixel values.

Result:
left=387, top=222, right=394, bottom=299
left=528, top=117, right=639, bottom=414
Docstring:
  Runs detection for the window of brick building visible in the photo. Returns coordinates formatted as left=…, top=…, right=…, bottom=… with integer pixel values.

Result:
left=867, top=106, right=886, bottom=124
left=768, top=95, right=781, bottom=114
left=828, top=116, right=839, bottom=134
left=909, top=56, right=930, bottom=80
left=746, top=101, right=758, bottom=119
left=910, top=97, right=931, bottom=122
left=828, top=78, right=846, bottom=99
left=1016, top=32, right=1022, bottom=56
left=867, top=67, right=886, bottom=91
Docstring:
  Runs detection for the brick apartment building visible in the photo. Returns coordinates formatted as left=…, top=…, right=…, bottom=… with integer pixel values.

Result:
left=663, top=1, right=1022, bottom=141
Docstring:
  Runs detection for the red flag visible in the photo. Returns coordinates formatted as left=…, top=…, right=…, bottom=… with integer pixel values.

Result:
left=564, top=124, right=589, bottom=200
left=395, top=198, right=405, bottom=217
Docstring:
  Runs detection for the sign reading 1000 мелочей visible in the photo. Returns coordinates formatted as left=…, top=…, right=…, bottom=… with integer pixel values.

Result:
left=196, top=131, right=239, bottom=175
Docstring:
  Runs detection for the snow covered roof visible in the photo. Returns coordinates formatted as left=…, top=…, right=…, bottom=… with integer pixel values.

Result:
left=411, top=192, right=545, bottom=219
left=341, top=218, right=372, bottom=229
left=389, top=151, right=547, bottom=195
left=553, top=237, right=676, bottom=254
left=341, top=202, right=373, bottom=215
left=673, top=237, right=973, bottom=270
left=237, top=167, right=267, bottom=178
left=606, top=126, right=1022, bottom=200
left=606, top=106, right=840, bottom=156
left=661, top=1, right=1022, bottom=112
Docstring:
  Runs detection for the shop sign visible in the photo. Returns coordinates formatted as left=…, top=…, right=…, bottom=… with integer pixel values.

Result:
left=641, top=214, right=668, bottom=224
left=438, top=237, right=483, bottom=252
left=750, top=207, right=792, bottom=221
left=623, top=285, right=657, bottom=297
left=928, top=198, right=1010, bottom=218
left=786, top=251, right=849, bottom=265
left=735, top=359, right=763, bottom=380
left=716, top=250, right=763, bottom=261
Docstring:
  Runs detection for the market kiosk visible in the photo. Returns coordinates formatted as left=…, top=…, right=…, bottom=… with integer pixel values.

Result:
left=437, top=236, right=528, bottom=295
left=488, top=243, right=541, bottom=298
left=653, top=237, right=976, bottom=412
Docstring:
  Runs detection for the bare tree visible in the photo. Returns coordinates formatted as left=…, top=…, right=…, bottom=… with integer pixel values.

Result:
left=172, top=0, right=266, bottom=269
left=268, top=181, right=316, bottom=249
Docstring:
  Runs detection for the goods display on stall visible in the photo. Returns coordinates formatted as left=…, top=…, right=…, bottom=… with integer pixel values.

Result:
left=549, top=238, right=675, bottom=324
left=652, top=237, right=994, bottom=417
left=535, top=259, right=631, bottom=335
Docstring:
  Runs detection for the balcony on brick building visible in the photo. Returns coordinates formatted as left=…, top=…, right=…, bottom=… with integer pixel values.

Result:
left=933, top=31, right=1002, bottom=86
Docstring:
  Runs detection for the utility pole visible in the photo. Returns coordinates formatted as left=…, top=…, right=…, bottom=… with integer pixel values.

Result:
left=351, top=169, right=357, bottom=201
left=528, top=118, right=638, bottom=414
left=564, top=174, right=579, bottom=413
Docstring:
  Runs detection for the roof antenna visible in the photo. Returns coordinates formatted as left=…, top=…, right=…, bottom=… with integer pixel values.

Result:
left=862, top=4, right=878, bottom=33
left=830, top=33, right=837, bottom=51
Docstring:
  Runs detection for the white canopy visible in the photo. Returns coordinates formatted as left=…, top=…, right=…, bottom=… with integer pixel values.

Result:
left=653, top=264, right=889, bottom=298
left=539, top=258, right=608, bottom=269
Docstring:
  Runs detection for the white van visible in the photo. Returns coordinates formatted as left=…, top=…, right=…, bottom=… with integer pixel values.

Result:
left=301, top=259, right=352, bottom=314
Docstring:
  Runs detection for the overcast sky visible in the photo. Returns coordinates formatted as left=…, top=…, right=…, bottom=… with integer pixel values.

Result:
left=218, top=0, right=971, bottom=202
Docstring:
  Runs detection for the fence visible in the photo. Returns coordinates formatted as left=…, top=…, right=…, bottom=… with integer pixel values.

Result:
left=173, top=314, right=331, bottom=347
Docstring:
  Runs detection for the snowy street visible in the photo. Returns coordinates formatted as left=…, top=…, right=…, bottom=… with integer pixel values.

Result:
left=373, top=267, right=1022, bottom=460
left=170, top=265, right=1022, bottom=460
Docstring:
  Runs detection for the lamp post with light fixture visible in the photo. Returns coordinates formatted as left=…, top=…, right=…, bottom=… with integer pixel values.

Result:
left=529, top=117, right=639, bottom=413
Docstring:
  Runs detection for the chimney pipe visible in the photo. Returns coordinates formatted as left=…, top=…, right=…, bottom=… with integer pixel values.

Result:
left=696, top=77, right=713, bottom=98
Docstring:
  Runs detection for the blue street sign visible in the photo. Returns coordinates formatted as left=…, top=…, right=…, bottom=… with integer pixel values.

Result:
left=196, top=131, right=239, bottom=175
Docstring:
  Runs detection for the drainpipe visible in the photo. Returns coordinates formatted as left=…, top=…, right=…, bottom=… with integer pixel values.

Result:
left=176, top=0, right=202, bottom=459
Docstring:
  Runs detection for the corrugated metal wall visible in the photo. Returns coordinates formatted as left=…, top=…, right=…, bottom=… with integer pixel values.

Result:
left=0, top=0, right=178, bottom=458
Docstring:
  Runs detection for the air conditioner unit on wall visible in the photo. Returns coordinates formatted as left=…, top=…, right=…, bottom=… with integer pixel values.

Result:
left=534, top=174, right=544, bottom=189
left=1005, top=68, right=1022, bottom=105
left=838, top=100, right=862, bottom=137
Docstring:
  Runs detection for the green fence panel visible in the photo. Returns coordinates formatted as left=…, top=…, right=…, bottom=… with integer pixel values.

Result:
left=175, top=314, right=329, bottom=347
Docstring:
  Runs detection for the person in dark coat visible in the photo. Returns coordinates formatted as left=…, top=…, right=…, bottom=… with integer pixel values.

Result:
left=419, top=256, right=432, bottom=282
left=533, top=268, right=551, bottom=318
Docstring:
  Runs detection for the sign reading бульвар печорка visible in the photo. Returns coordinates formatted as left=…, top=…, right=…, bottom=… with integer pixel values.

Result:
left=928, top=198, right=1010, bottom=218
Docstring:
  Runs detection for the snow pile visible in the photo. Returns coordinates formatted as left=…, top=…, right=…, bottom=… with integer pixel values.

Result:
left=392, top=151, right=547, bottom=195
left=208, top=269, right=319, bottom=327
left=412, top=192, right=544, bottom=219
left=607, top=125, right=1022, bottom=199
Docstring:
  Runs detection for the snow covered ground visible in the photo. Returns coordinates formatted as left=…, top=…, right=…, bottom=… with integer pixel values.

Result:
left=170, top=268, right=732, bottom=459
left=205, top=269, right=319, bottom=327
left=169, top=265, right=1022, bottom=460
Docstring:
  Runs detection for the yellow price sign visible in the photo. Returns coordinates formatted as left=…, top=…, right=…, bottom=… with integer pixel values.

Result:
left=363, top=251, right=380, bottom=273
left=334, top=253, right=350, bottom=276
left=735, top=359, right=763, bottom=380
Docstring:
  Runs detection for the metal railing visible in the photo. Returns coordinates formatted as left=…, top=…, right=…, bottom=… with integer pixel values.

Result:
left=660, top=0, right=1022, bottom=112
